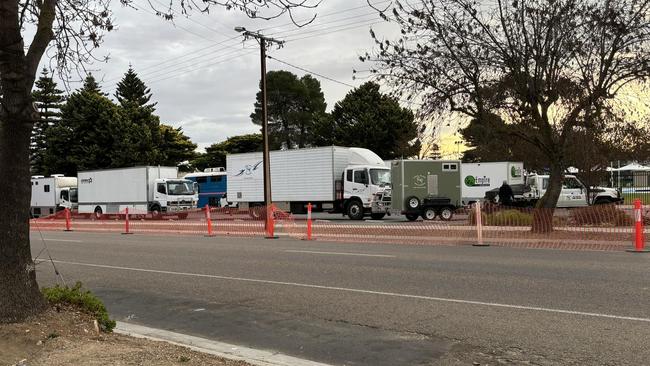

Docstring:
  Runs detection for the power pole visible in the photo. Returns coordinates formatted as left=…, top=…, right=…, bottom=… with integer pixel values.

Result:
left=235, top=27, right=284, bottom=237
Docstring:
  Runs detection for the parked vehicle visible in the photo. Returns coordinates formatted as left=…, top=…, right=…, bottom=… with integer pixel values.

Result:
left=390, top=159, right=462, bottom=221
left=461, top=162, right=524, bottom=205
left=30, top=175, right=78, bottom=218
left=77, top=166, right=197, bottom=218
left=485, top=174, right=622, bottom=207
left=184, top=167, right=228, bottom=208
left=226, top=146, right=391, bottom=220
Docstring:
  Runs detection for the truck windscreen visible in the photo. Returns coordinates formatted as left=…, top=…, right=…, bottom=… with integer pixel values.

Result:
left=167, top=181, right=194, bottom=195
left=370, top=169, right=391, bottom=187
left=70, top=188, right=78, bottom=203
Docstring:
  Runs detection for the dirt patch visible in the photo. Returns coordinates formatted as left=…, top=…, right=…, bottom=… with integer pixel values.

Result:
left=0, top=306, right=250, bottom=366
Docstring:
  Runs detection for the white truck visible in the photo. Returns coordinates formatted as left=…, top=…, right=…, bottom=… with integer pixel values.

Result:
left=30, top=175, right=78, bottom=218
left=461, top=162, right=524, bottom=205
left=227, top=146, right=392, bottom=220
left=486, top=173, right=622, bottom=207
left=77, top=166, right=197, bottom=218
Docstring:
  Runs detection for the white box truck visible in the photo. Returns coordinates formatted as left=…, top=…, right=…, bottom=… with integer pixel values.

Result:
left=77, top=166, right=197, bottom=218
left=461, top=162, right=524, bottom=205
left=30, top=175, right=78, bottom=218
left=227, top=146, right=391, bottom=220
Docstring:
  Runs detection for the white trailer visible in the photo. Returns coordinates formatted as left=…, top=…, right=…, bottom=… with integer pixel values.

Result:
left=77, top=166, right=197, bottom=218
left=30, top=175, right=78, bottom=218
left=227, top=147, right=391, bottom=220
left=461, top=162, right=524, bottom=205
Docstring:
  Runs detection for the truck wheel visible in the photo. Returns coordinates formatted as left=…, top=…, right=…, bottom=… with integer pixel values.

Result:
left=405, top=213, right=419, bottom=221
left=370, top=213, right=385, bottom=220
left=406, top=196, right=420, bottom=210
left=150, top=205, right=162, bottom=219
left=438, top=207, right=454, bottom=221
left=594, top=198, right=612, bottom=205
left=422, top=207, right=436, bottom=221
left=93, top=206, right=103, bottom=220
left=347, top=201, right=364, bottom=220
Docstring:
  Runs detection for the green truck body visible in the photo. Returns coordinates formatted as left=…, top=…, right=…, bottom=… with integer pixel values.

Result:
left=390, top=159, right=462, bottom=220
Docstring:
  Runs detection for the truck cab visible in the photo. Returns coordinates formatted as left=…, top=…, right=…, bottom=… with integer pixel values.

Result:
left=342, top=165, right=391, bottom=220
left=152, top=178, right=197, bottom=214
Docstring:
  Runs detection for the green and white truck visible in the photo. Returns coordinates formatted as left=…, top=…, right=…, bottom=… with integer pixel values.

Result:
left=390, top=159, right=462, bottom=221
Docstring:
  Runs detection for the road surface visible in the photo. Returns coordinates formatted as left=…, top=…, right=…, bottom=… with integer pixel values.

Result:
left=32, top=231, right=650, bottom=365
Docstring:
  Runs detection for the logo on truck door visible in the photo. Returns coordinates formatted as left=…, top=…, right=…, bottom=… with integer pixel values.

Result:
left=234, top=161, right=263, bottom=177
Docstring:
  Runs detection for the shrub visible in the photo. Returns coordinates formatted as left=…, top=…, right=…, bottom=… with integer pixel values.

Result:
left=571, top=204, right=634, bottom=227
left=485, top=209, right=533, bottom=226
left=42, top=282, right=116, bottom=332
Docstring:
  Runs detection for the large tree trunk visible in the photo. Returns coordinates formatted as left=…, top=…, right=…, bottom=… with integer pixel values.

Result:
left=0, top=114, right=46, bottom=323
left=531, top=163, right=564, bottom=233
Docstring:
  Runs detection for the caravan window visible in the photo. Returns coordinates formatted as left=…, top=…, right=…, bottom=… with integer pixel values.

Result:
left=44, top=185, right=50, bottom=193
left=442, top=163, right=458, bottom=172
left=196, top=177, right=207, bottom=184
left=211, top=176, right=223, bottom=183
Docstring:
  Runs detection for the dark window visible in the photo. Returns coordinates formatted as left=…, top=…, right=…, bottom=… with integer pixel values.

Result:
left=157, top=183, right=167, bottom=194
left=34, top=208, right=41, bottom=215
left=354, top=170, right=369, bottom=184
left=60, top=190, right=69, bottom=201
left=443, top=164, right=449, bottom=170
left=196, top=177, right=207, bottom=183
left=44, top=185, right=50, bottom=193
left=208, top=197, right=220, bottom=207
left=346, top=170, right=353, bottom=182
left=442, top=163, right=458, bottom=172
left=210, top=176, right=222, bottom=183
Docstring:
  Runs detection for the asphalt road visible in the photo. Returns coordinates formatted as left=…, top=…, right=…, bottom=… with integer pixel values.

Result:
left=31, top=231, right=650, bottom=365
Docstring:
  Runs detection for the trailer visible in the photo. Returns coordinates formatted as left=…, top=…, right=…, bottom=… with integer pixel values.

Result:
left=184, top=167, right=228, bottom=208
left=226, top=147, right=391, bottom=220
left=390, top=160, right=462, bottom=221
left=461, top=162, right=524, bottom=205
left=30, top=175, right=78, bottom=218
left=77, top=166, right=197, bottom=218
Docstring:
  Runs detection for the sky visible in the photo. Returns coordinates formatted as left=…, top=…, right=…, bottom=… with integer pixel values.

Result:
left=43, top=0, right=458, bottom=154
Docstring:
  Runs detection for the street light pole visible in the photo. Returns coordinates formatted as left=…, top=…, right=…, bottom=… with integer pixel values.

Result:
left=235, top=27, right=283, bottom=237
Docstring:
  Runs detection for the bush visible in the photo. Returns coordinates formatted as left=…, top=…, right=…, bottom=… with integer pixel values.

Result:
left=571, top=204, right=634, bottom=227
left=485, top=209, right=533, bottom=226
left=42, top=282, right=116, bottom=332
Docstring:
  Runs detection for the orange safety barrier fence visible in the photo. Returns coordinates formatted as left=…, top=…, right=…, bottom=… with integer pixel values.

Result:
left=29, top=202, right=648, bottom=252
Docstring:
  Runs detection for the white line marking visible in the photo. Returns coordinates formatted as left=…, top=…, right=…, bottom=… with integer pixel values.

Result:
left=50, top=259, right=650, bottom=323
left=285, top=250, right=395, bottom=258
left=40, top=238, right=83, bottom=243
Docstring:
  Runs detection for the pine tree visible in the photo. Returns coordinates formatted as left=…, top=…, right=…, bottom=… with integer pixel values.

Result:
left=114, top=66, right=155, bottom=108
left=81, top=73, right=105, bottom=95
left=31, top=68, right=65, bottom=175
left=113, top=67, right=162, bottom=164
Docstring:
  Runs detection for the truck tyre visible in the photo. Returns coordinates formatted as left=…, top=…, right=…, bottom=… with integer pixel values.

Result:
left=406, top=196, right=420, bottom=210
left=370, top=213, right=386, bottom=220
left=405, top=213, right=419, bottom=221
left=150, top=204, right=162, bottom=219
left=594, top=198, right=612, bottom=205
left=438, top=207, right=454, bottom=221
left=422, top=207, right=436, bottom=221
left=347, top=200, right=365, bottom=220
left=93, top=206, right=103, bottom=220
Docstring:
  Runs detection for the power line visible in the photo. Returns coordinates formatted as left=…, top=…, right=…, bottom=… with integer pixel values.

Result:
left=266, top=55, right=354, bottom=87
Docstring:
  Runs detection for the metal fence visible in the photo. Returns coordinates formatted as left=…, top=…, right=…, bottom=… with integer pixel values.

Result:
left=606, top=171, right=650, bottom=205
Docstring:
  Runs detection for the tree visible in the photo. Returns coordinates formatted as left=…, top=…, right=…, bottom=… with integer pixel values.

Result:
left=313, top=82, right=419, bottom=159
left=81, top=73, right=105, bottom=95
left=0, top=0, right=316, bottom=323
left=192, top=134, right=262, bottom=172
left=365, top=0, right=650, bottom=231
left=251, top=70, right=326, bottom=149
left=115, top=67, right=154, bottom=107
left=31, top=68, right=65, bottom=175
left=158, top=124, right=197, bottom=167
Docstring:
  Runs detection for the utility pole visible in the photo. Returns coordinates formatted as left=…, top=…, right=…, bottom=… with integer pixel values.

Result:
left=235, top=27, right=283, bottom=237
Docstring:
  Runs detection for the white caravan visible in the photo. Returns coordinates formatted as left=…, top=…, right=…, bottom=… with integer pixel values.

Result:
left=30, top=175, right=78, bottom=218
left=77, top=166, right=197, bottom=218
left=227, top=146, right=391, bottom=220
left=461, top=162, right=524, bottom=205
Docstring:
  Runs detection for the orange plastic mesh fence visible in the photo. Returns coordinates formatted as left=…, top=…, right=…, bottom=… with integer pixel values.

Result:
left=29, top=203, right=646, bottom=251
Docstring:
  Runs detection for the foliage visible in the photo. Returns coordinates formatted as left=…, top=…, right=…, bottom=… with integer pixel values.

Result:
left=364, top=0, right=650, bottom=218
left=31, top=68, right=65, bottom=175
left=192, top=134, right=262, bottom=171
left=115, top=67, right=155, bottom=108
left=42, top=282, right=116, bottom=332
left=571, top=205, right=634, bottom=227
left=251, top=70, right=326, bottom=149
left=313, top=82, right=419, bottom=159
left=159, top=124, right=197, bottom=167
